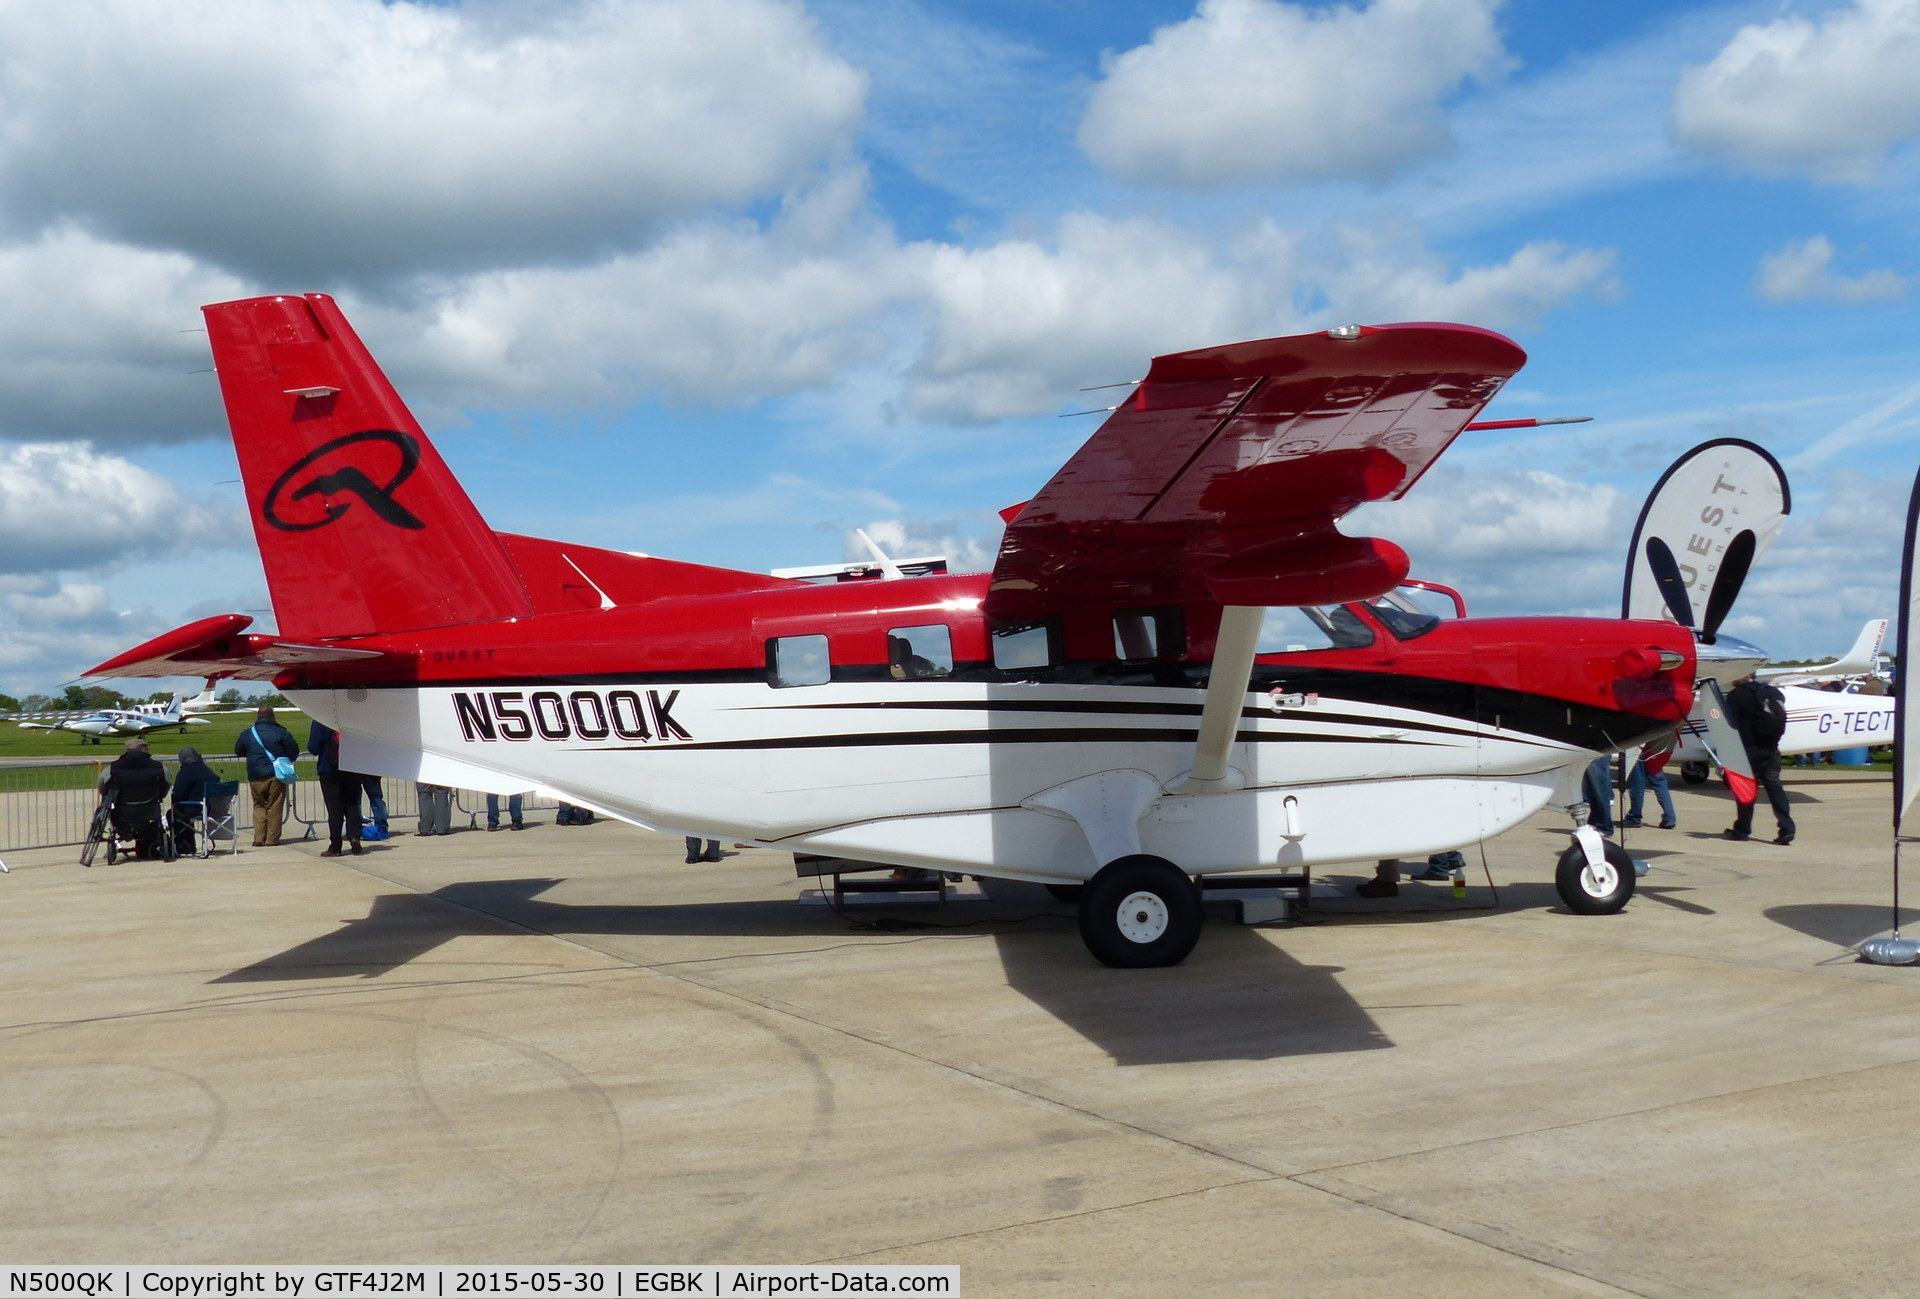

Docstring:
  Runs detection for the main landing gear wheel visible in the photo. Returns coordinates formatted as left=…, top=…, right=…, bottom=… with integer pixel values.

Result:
left=1078, top=855, right=1203, bottom=968
left=1555, top=839, right=1636, bottom=914
left=1679, top=761, right=1709, bottom=785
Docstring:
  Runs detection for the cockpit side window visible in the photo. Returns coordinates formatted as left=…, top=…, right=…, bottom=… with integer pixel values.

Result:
left=1113, top=608, right=1184, bottom=660
left=1257, top=605, right=1375, bottom=653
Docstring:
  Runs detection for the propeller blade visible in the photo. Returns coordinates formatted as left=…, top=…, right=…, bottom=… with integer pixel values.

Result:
left=1643, top=537, right=1696, bottom=629
left=1693, top=679, right=1756, bottom=801
left=1698, top=529, right=1756, bottom=643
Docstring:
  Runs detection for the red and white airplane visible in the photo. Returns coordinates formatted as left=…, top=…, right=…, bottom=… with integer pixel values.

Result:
left=91, top=295, right=1696, bottom=966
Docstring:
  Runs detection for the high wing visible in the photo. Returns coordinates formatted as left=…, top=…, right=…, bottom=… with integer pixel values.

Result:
left=986, top=323, right=1526, bottom=625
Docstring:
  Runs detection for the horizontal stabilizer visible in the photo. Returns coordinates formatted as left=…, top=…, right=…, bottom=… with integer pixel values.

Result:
left=85, top=614, right=389, bottom=682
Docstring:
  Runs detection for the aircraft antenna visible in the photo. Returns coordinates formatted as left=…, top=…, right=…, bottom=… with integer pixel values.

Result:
left=561, top=555, right=617, bottom=610
left=854, top=530, right=906, bottom=581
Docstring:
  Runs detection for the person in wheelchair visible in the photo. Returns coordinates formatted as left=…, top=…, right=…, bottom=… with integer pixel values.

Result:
left=170, top=744, right=218, bottom=855
left=100, top=737, right=171, bottom=859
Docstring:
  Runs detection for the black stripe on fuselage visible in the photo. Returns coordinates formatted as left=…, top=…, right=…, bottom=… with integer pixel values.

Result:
left=579, top=726, right=1454, bottom=754
left=743, top=696, right=1505, bottom=746
left=325, top=664, right=1672, bottom=753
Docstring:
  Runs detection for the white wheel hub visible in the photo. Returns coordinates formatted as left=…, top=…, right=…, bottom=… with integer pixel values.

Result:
left=1115, top=890, right=1170, bottom=943
left=1581, top=860, right=1619, bottom=897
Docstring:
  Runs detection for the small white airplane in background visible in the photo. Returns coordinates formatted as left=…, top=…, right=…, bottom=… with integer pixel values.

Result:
left=1672, top=619, right=1893, bottom=781
left=1761, top=619, right=1887, bottom=687
left=15, top=693, right=214, bottom=744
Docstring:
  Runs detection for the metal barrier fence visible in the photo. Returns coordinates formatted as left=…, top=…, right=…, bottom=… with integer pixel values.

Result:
left=0, top=757, right=563, bottom=853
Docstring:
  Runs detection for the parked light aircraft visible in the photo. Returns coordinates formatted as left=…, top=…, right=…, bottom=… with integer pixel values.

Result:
left=1672, top=620, right=1893, bottom=780
left=16, top=694, right=213, bottom=743
left=90, top=295, right=1698, bottom=966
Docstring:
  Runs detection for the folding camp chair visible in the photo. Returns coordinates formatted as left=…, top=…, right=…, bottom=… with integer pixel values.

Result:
left=176, top=780, right=240, bottom=858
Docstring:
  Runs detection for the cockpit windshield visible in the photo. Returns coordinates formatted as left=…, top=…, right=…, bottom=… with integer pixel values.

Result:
left=1362, top=589, right=1443, bottom=640
left=1256, top=583, right=1452, bottom=654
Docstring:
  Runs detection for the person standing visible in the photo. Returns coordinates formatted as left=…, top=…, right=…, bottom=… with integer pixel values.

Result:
left=1582, top=755, right=1615, bottom=834
left=486, top=792, right=525, bottom=831
left=307, top=721, right=363, bottom=857
left=415, top=782, right=453, bottom=836
left=1624, top=734, right=1678, bottom=830
left=358, top=774, right=389, bottom=837
left=1725, top=672, right=1795, bottom=845
left=235, top=706, right=298, bottom=847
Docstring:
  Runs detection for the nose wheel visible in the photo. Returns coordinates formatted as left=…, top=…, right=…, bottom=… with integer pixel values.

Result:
left=1078, top=854, right=1203, bottom=967
left=1555, top=838, right=1636, bottom=914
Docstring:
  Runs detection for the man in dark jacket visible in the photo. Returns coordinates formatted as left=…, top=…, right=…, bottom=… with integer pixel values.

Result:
left=235, top=706, right=299, bottom=846
left=101, top=737, right=170, bottom=857
left=307, top=720, right=363, bottom=857
left=1725, top=673, right=1795, bottom=845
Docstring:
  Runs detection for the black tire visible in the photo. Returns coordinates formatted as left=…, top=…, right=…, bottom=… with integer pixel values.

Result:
left=1679, top=761, right=1709, bottom=785
left=79, top=803, right=109, bottom=867
left=1044, top=883, right=1084, bottom=903
left=1077, top=855, right=1203, bottom=968
left=1555, top=839, right=1636, bottom=914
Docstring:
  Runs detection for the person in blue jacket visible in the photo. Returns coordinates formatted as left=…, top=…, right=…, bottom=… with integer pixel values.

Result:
left=235, top=706, right=299, bottom=847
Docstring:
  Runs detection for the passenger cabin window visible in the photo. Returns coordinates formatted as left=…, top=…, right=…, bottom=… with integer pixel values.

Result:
left=769, top=634, right=831, bottom=687
left=1113, top=609, right=1181, bottom=660
left=888, top=625, right=952, bottom=679
left=992, top=623, right=1054, bottom=670
left=1257, top=606, right=1375, bottom=654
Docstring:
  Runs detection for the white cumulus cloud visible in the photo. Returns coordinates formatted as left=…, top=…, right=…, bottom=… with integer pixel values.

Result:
left=0, top=442, right=247, bottom=574
left=1754, top=235, right=1910, bottom=305
left=1672, top=0, right=1920, bottom=181
left=1351, top=463, right=1628, bottom=616
left=0, top=0, right=867, bottom=282
left=1079, top=0, right=1509, bottom=188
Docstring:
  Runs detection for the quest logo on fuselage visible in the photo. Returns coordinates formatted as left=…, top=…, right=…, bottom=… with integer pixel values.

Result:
left=452, top=689, right=692, bottom=744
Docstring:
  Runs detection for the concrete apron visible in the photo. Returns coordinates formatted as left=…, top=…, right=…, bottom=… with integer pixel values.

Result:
left=0, top=769, right=1914, bottom=1297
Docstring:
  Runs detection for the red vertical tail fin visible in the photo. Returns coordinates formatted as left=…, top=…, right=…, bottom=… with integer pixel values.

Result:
left=206, top=294, right=532, bottom=641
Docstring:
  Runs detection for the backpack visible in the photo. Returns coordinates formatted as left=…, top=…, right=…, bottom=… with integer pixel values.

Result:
left=1749, top=683, right=1788, bottom=745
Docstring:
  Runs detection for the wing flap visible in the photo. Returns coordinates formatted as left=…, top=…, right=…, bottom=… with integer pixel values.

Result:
left=987, top=323, right=1524, bottom=623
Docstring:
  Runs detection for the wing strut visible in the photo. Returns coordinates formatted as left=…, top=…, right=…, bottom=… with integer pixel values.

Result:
left=1177, top=605, right=1264, bottom=795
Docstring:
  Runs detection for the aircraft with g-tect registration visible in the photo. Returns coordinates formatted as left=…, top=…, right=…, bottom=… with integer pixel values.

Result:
left=91, top=295, right=1696, bottom=966
left=1670, top=619, right=1893, bottom=781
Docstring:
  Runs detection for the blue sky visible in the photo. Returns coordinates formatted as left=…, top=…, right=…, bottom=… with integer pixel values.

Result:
left=3, top=0, right=1920, bottom=696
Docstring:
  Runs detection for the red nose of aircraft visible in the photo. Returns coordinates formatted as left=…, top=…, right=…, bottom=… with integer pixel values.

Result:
left=1468, top=615, right=1697, bottom=738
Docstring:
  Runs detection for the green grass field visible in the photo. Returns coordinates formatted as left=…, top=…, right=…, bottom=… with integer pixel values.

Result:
left=0, top=710, right=311, bottom=790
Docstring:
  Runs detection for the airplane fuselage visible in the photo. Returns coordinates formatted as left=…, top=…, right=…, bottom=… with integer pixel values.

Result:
left=294, top=575, right=1694, bottom=881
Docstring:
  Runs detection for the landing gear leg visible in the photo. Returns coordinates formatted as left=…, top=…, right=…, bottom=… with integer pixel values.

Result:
left=1078, top=855, right=1203, bottom=967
